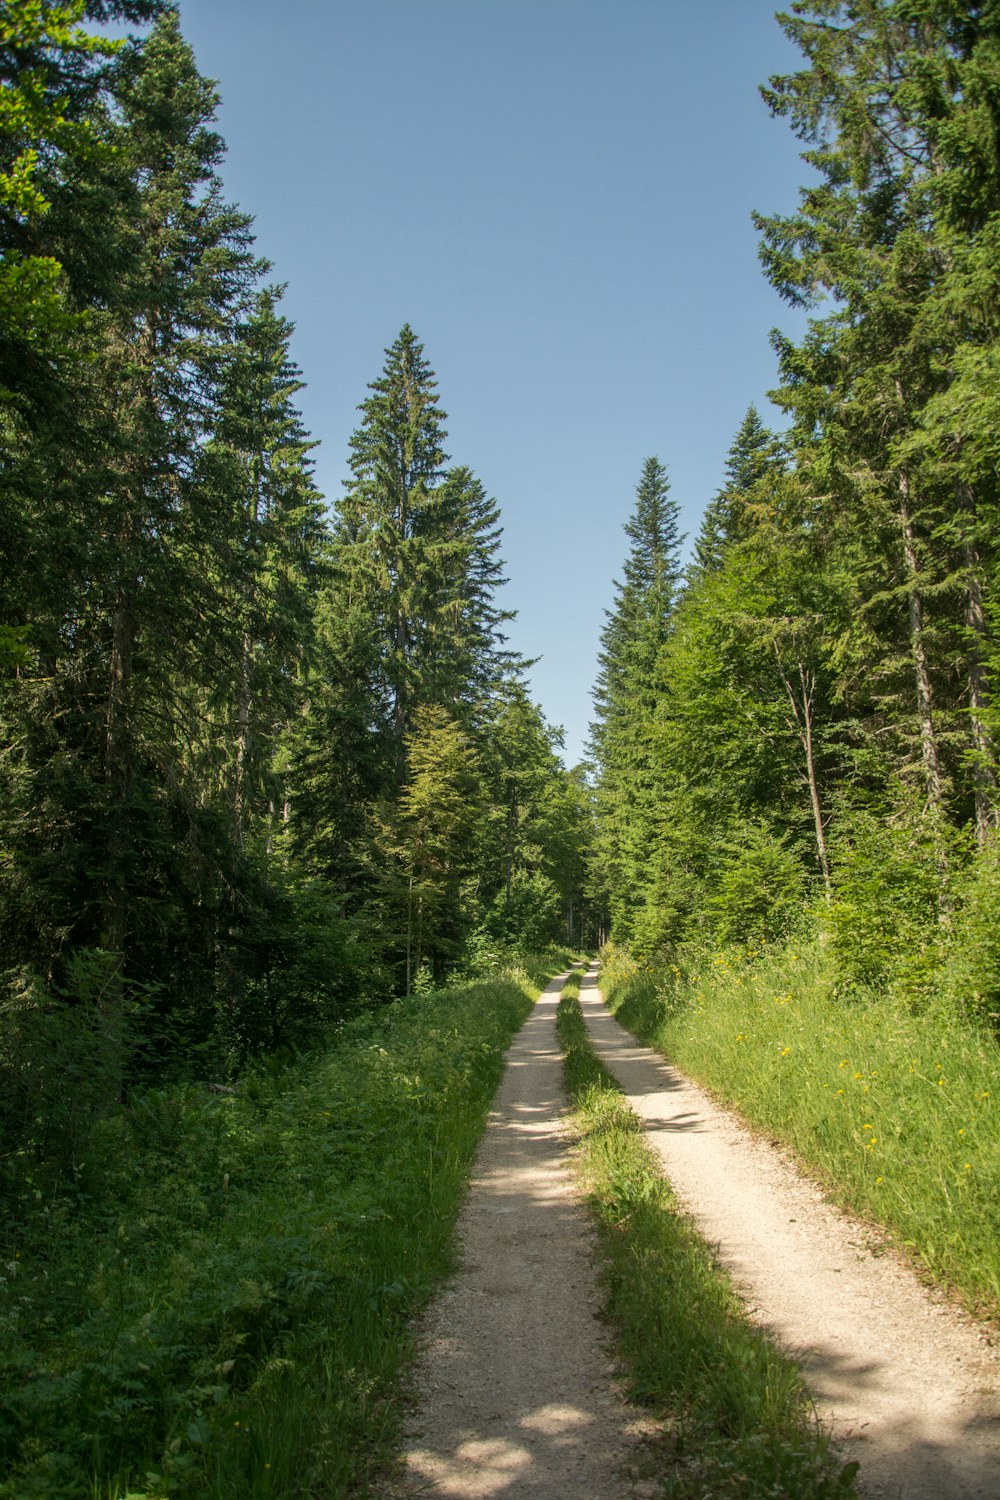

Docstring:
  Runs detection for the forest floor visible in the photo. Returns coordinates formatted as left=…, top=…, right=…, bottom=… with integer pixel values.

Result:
left=382, top=967, right=1000, bottom=1500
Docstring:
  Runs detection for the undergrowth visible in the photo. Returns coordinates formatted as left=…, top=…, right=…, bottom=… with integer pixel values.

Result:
left=556, top=975, right=858, bottom=1500
left=599, top=943, right=1000, bottom=1319
left=0, top=960, right=558, bottom=1499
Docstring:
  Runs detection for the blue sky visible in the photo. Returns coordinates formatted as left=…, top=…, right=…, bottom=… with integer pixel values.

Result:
left=174, top=0, right=811, bottom=767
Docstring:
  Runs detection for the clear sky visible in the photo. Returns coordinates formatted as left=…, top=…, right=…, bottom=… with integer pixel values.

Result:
left=172, top=0, right=811, bottom=767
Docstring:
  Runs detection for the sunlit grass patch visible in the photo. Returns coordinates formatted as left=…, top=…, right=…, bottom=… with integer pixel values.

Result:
left=600, top=943, right=1000, bottom=1319
left=557, top=981, right=857, bottom=1500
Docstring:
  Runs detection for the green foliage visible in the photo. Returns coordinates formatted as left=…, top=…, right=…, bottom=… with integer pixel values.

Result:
left=709, top=825, right=808, bottom=948
left=939, top=832, right=1000, bottom=1025
left=0, top=951, right=143, bottom=1187
left=824, top=801, right=951, bottom=997
left=0, top=969, right=537, bottom=1499
left=481, top=867, right=563, bottom=950
left=476, top=686, right=596, bottom=951
left=601, top=942, right=1000, bottom=1318
left=0, top=0, right=137, bottom=358
left=557, top=979, right=858, bottom=1500
left=213, top=867, right=386, bottom=1068
left=370, top=704, right=485, bottom=990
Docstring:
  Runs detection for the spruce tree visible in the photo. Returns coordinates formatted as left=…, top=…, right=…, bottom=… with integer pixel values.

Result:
left=0, top=9, right=263, bottom=1056
left=200, top=285, right=327, bottom=853
left=335, top=324, right=450, bottom=770
left=332, top=326, right=520, bottom=780
left=591, top=456, right=683, bottom=939
left=755, top=0, right=1000, bottom=832
left=693, top=406, right=786, bottom=574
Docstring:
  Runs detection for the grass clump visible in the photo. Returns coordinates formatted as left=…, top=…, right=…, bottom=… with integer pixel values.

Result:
left=600, top=942, right=1000, bottom=1318
left=0, top=971, right=538, bottom=1499
left=556, top=978, right=857, bottom=1500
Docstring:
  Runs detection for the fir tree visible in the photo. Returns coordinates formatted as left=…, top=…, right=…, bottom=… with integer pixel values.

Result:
left=591, top=456, right=683, bottom=939
left=0, top=9, right=263, bottom=1053
left=336, top=324, right=450, bottom=768
left=693, top=406, right=786, bottom=574
left=333, top=326, right=520, bottom=779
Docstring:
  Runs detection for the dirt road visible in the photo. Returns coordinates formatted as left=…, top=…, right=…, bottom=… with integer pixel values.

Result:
left=580, top=966, right=1000, bottom=1500
left=390, top=967, right=1000, bottom=1499
left=388, top=971, right=646, bottom=1498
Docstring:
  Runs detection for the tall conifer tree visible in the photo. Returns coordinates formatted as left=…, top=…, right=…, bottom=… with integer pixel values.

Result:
left=693, top=406, right=786, bottom=574
left=755, top=0, right=1000, bottom=832
left=0, top=9, right=262, bottom=1041
left=591, top=456, right=683, bottom=939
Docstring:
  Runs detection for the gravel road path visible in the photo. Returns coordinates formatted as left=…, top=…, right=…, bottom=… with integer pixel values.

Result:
left=387, top=971, right=647, bottom=1499
left=387, top=966, right=999, bottom=1500
left=580, top=966, right=1000, bottom=1500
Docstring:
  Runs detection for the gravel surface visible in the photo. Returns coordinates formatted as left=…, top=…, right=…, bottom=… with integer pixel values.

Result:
left=385, top=966, right=999, bottom=1499
left=580, top=966, right=1000, bottom=1500
left=385, top=972, right=649, bottom=1499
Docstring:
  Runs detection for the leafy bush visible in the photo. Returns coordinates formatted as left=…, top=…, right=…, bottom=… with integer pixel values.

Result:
left=479, top=867, right=565, bottom=949
left=0, top=950, right=147, bottom=1190
left=217, top=869, right=389, bottom=1067
left=824, top=803, right=951, bottom=997
left=708, top=824, right=807, bottom=948
left=941, top=833, right=1000, bottom=1025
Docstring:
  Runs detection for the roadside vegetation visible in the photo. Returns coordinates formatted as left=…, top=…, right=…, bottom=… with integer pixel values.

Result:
left=0, top=960, right=570, bottom=1500
left=585, top=19, right=1000, bottom=1360
left=556, top=974, right=859, bottom=1500
left=600, top=943, right=1000, bottom=1320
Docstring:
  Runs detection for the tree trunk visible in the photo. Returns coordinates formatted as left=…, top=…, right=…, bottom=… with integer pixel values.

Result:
left=233, top=629, right=252, bottom=847
left=774, top=647, right=831, bottom=898
left=405, top=871, right=413, bottom=995
left=102, top=544, right=137, bottom=978
left=233, top=457, right=262, bottom=847
left=505, top=794, right=517, bottom=912
left=957, top=491, right=996, bottom=844
left=897, top=468, right=944, bottom=810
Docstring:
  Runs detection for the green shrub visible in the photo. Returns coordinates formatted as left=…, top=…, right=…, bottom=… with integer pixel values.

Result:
left=824, top=803, right=952, bottom=997
left=0, top=950, right=148, bottom=1190
left=708, top=824, right=808, bottom=948
left=941, top=833, right=1000, bottom=1025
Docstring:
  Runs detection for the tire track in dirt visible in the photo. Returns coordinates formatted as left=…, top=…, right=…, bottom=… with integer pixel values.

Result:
left=384, top=971, right=649, bottom=1499
left=580, top=966, right=1000, bottom=1500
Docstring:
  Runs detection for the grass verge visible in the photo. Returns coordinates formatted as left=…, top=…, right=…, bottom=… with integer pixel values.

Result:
left=599, top=944, right=1000, bottom=1319
left=556, top=974, right=859, bottom=1500
left=0, top=964, right=553, bottom=1499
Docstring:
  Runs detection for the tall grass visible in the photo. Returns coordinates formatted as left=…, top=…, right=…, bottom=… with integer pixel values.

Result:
left=600, top=942, right=1000, bottom=1318
left=556, top=976, right=857, bottom=1500
left=0, top=965, right=548, bottom=1499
